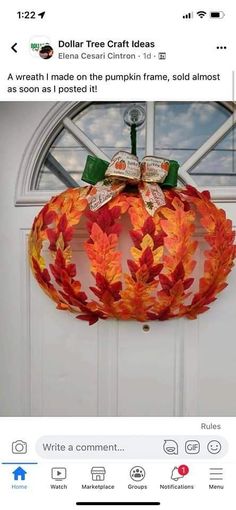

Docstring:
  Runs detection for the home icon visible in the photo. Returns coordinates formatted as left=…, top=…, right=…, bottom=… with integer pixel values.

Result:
left=91, top=466, right=106, bottom=481
left=13, top=466, right=27, bottom=481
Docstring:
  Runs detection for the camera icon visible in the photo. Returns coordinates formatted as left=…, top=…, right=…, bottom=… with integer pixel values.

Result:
left=12, top=440, right=27, bottom=454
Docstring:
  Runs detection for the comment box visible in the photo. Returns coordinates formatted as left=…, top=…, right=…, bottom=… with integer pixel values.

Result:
left=36, top=435, right=227, bottom=459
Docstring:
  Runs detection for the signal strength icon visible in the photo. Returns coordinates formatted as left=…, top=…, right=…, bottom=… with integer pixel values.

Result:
left=197, top=10, right=207, bottom=18
left=183, top=12, right=193, bottom=18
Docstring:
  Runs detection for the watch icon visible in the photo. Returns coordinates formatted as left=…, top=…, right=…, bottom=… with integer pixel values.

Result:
left=51, top=467, right=67, bottom=481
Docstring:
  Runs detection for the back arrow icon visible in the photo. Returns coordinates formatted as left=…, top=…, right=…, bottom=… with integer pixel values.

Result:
left=11, top=43, right=17, bottom=53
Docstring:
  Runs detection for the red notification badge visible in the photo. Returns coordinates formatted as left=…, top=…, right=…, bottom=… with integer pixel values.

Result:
left=178, top=465, right=189, bottom=476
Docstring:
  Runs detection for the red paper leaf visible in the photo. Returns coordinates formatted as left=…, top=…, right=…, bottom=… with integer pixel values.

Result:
left=46, top=228, right=58, bottom=248
left=142, top=217, right=155, bottom=235
left=96, top=273, right=108, bottom=291
left=55, top=249, right=65, bottom=268
left=183, top=277, right=194, bottom=290
left=42, top=268, right=51, bottom=283
left=90, top=286, right=102, bottom=299
left=76, top=291, right=88, bottom=303
left=158, top=307, right=171, bottom=320
left=153, top=232, right=165, bottom=249
left=77, top=314, right=99, bottom=326
left=202, top=189, right=211, bottom=200
left=108, top=223, right=122, bottom=236
left=129, top=230, right=143, bottom=248
left=110, top=206, right=121, bottom=220
left=67, top=263, right=76, bottom=278
left=110, top=281, right=122, bottom=300
left=49, top=264, right=62, bottom=285
left=63, top=226, right=74, bottom=244
left=173, top=262, right=185, bottom=282
left=139, top=247, right=154, bottom=268
left=149, top=264, right=163, bottom=280
left=159, top=274, right=173, bottom=291
left=43, top=210, right=57, bottom=226
left=58, top=213, right=68, bottom=232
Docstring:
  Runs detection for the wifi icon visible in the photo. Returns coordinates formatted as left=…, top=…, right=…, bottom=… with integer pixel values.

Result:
left=197, top=10, right=207, bottom=18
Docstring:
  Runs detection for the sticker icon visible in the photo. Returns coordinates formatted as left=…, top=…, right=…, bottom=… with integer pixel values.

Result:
left=163, top=440, right=178, bottom=455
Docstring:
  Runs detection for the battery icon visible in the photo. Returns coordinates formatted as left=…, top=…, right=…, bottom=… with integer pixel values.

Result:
left=210, top=11, right=225, bottom=18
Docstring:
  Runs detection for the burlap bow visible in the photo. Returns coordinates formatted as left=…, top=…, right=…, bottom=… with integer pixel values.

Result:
left=86, top=151, right=179, bottom=216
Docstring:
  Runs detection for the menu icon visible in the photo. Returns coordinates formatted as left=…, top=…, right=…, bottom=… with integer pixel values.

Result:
left=209, top=467, right=223, bottom=481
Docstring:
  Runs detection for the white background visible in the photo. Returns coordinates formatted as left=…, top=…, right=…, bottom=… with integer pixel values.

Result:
left=0, top=0, right=235, bottom=100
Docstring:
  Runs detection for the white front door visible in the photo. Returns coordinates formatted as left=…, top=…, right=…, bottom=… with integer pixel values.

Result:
left=1, top=101, right=236, bottom=417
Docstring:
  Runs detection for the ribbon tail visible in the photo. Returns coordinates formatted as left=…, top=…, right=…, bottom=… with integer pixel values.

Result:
left=139, top=182, right=166, bottom=216
left=87, top=179, right=126, bottom=212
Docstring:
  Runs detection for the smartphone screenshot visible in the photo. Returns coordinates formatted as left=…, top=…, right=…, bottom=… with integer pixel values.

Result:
left=0, top=1, right=235, bottom=508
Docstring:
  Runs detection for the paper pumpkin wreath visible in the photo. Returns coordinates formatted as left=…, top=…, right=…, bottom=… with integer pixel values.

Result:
left=29, top=150, right=236, bottom=325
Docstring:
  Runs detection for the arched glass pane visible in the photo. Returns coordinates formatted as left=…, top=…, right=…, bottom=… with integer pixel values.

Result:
left=74, top=102, right=146, bottom=152
left=189, top=126, right=236, bottom=186
left=35, top=128, right=87, bottom=190
left=35, top=102, right=146, bottom=190
left=154, top=102, right=230, bottom=165
left=34, top=101, right=235, bottom=191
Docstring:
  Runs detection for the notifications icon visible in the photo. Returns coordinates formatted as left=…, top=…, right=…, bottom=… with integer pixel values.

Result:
left=171, top=465, right=189, bottom=481
left=163, top=440, right=178, bottom=455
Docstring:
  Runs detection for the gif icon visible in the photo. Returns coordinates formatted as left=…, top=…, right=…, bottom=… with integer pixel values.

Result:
left=185, top=440, right=200, bottom=454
